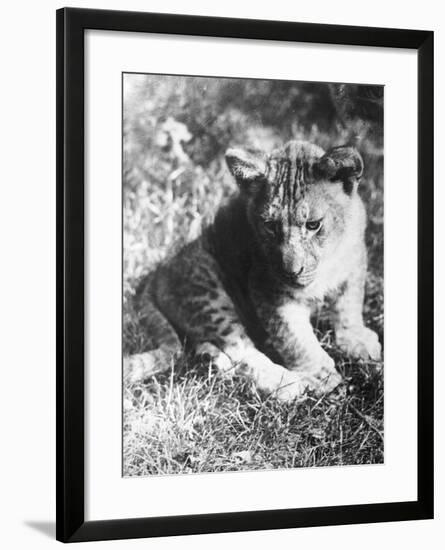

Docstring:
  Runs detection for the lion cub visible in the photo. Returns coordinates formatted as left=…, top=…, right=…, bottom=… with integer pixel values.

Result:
left=125, top=140, right=381, bottom=402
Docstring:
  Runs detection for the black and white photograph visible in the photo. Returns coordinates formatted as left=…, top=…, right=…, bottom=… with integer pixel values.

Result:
left=0, top=0, right=438, bottom=547
left=123, top=73, right=384, bottom=476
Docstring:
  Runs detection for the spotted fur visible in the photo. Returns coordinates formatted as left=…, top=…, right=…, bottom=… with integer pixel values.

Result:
left=124, top=140, right=381, bottom=402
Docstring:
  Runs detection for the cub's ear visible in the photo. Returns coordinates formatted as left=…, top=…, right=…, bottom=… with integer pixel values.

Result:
left=314, top=146, right=364, bottom=194
left=225, top=148, right=267, bottom=192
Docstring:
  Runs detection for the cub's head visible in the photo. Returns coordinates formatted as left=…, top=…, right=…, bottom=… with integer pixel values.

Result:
left=225, top=140, right=364, bottom=287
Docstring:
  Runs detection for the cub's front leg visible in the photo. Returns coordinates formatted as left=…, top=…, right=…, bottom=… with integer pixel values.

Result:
left=333, top=253, right=381, bottom=361
left=253, top=293, right=342, bottom=395
left=155, top=243, right=317, bottom=403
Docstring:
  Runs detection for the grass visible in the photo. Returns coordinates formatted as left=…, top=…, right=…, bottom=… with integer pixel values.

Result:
left=123, top=74, right=384, bottom=476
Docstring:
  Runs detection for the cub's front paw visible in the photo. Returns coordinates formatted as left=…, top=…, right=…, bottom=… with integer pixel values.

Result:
left=251, top=364, right=307, bottom=403
left=336, top=326, right=381, bottom=361
left=274, top=369, right=310, bottom=403
left=278, top=352, right=342, bottom=401
left=305, top=351, right=343, bottom=395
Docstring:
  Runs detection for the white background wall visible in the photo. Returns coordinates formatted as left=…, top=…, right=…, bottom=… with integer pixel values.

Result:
left=0, top=0, right=442, bottom=548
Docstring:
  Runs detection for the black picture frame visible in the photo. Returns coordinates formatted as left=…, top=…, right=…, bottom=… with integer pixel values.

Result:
left=56, top=6, right=434, bottom=543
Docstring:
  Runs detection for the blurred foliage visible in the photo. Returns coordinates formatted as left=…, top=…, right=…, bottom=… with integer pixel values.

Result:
left=124, top=75, right=382, bottom=169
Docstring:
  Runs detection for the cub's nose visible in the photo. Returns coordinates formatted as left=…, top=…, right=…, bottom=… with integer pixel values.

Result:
left=283, top=266, right=305, bottom=285
left=281, top=239, right=306, bottom=277
left=284, top=263, right=304, bottom=278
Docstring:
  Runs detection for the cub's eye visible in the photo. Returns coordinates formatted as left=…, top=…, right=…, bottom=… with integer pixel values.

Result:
left=306, top=219, right=322, bottom=232
left=264, top=220, right=280, bottom=235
